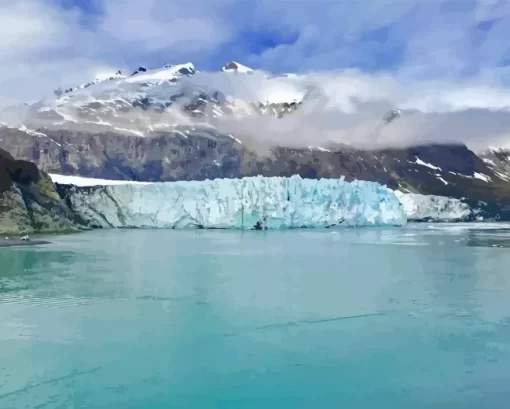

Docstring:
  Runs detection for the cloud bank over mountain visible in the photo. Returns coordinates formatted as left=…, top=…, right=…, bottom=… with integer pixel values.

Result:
left=2, top=0, right=510, bottom=151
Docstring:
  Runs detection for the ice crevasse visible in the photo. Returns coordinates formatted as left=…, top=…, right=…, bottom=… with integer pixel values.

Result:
left=59, top=175, right=407, bottom=229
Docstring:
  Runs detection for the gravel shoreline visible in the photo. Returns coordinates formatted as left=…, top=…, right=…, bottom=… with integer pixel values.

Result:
left=0, top=238, right=51, bottom=248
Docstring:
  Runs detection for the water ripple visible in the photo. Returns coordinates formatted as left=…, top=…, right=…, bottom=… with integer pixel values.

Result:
left=0, top=294, right=124, bottom=308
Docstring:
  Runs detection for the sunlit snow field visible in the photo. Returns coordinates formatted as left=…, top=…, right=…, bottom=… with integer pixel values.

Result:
left=1, top=225, right=510, bottom=408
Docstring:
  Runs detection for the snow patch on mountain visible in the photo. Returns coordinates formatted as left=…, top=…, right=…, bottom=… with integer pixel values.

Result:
left=479, top=147, right=510, bottom=182
left=50, top=174, right=151, bottom=186
left=54, top=70, right=125, bottom=96
left=125, top=63, right=195, bottom=83
left=0, top=123, right=47, bottom=138
left=473, top=172, right=491, bottom=182
left=414, top=157, right=442, bottom=171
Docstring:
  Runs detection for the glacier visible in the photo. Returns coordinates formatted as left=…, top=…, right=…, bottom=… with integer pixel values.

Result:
left=393, top=191, right=510, bottom=222
left=56, top=175, right=406, bottom=229
left=52, top=173, right=510, bottom=225
left=393, top=191, right=474, bottom=222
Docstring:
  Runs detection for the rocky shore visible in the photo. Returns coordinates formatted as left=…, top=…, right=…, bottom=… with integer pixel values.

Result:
left=0, top=148, right=85, bottom=235
left=0, top=236, right=51, bottom=248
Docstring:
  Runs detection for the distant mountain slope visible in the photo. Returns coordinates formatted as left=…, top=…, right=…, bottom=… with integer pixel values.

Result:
left=4, top=61, right=303, bottom=137
left=1, top=125, right=509, bottom=206
left=1, top=60, right=510, bottom=209
left=480, top=147, right=510, bottom=182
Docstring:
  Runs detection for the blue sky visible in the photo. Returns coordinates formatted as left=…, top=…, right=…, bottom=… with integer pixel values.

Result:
left=1, top=0, right=510, bottom=103
left=53, top=0, right=510, bottom=74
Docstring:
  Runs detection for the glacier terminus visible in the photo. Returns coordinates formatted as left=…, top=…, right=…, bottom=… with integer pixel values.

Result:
left=56, top=175, right=407, bottom=229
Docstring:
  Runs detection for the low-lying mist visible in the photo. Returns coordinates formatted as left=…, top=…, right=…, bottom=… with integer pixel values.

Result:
left=2, top=68, right=510, bottom=153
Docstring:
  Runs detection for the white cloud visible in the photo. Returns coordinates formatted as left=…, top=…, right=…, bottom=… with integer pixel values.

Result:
left=99, top=0, right=232, bottom=52
left=0, top=0, right=113, bottom=103
left=1, top=0, right=510, bottom=151
left=0, top=1, right=66, bottom=56
left=187, top=69, right=510, bottom=151
left=2, top=0, right=510, bottom=99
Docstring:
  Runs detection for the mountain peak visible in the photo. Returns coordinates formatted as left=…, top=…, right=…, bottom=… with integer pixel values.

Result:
left=221, top=61, right=253, bottom=74
left=162, top=62, right=195, bottom=76
left=54, top=70, right=125, bottom=97
left=131, top=66, right=147, bottom=76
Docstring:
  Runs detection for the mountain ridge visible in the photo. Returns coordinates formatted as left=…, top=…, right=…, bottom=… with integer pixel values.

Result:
left=1, top=60, right=509, bottom=211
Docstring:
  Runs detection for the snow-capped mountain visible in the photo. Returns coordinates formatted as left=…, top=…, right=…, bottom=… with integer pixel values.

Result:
left=2, top=60, right=510, bottom=211
left=14, top=61, right=304, bottom=138
left=54, top=70, right=126, bottom=97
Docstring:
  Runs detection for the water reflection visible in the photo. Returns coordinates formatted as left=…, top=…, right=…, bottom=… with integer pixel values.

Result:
left=0, top=248, right=78, bottom=277
left=465, top=229, right=510, bottom=248
left=0, top=249, right=79, bottom=294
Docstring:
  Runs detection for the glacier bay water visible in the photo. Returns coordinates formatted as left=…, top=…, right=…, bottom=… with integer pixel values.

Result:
left=1, top=226, right=510, bottom=408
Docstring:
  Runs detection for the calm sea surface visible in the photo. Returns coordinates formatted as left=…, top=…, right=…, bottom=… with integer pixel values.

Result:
left=1, top=225, right=510, bottom=408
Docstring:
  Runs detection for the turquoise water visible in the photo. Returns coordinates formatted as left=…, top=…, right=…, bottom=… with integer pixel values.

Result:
left=1, top=226, right=510, bottom=408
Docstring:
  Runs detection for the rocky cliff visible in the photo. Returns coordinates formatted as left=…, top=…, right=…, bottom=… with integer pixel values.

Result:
left=0, top=148, right=85, bottom=235
left=1, top=126, right=510, bottom=206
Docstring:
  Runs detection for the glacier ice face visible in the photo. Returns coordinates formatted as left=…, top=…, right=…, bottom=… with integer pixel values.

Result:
left=394, top=191, right=476, bottom=222
left=51, top=173, right=510, bottom=224
left=394, top=190, right=510, bottom=222
left=59, top=175, right=406, bottom=229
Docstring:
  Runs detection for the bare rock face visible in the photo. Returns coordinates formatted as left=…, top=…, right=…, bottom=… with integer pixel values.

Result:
left=2, top=126, right=510, bottom=206
left=0, top=185, right=33, bottom=234
left=0, top=148, right=84, bottom=235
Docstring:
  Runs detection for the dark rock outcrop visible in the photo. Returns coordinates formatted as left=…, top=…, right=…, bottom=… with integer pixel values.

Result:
left=0, top=148, right=85, bottom=235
